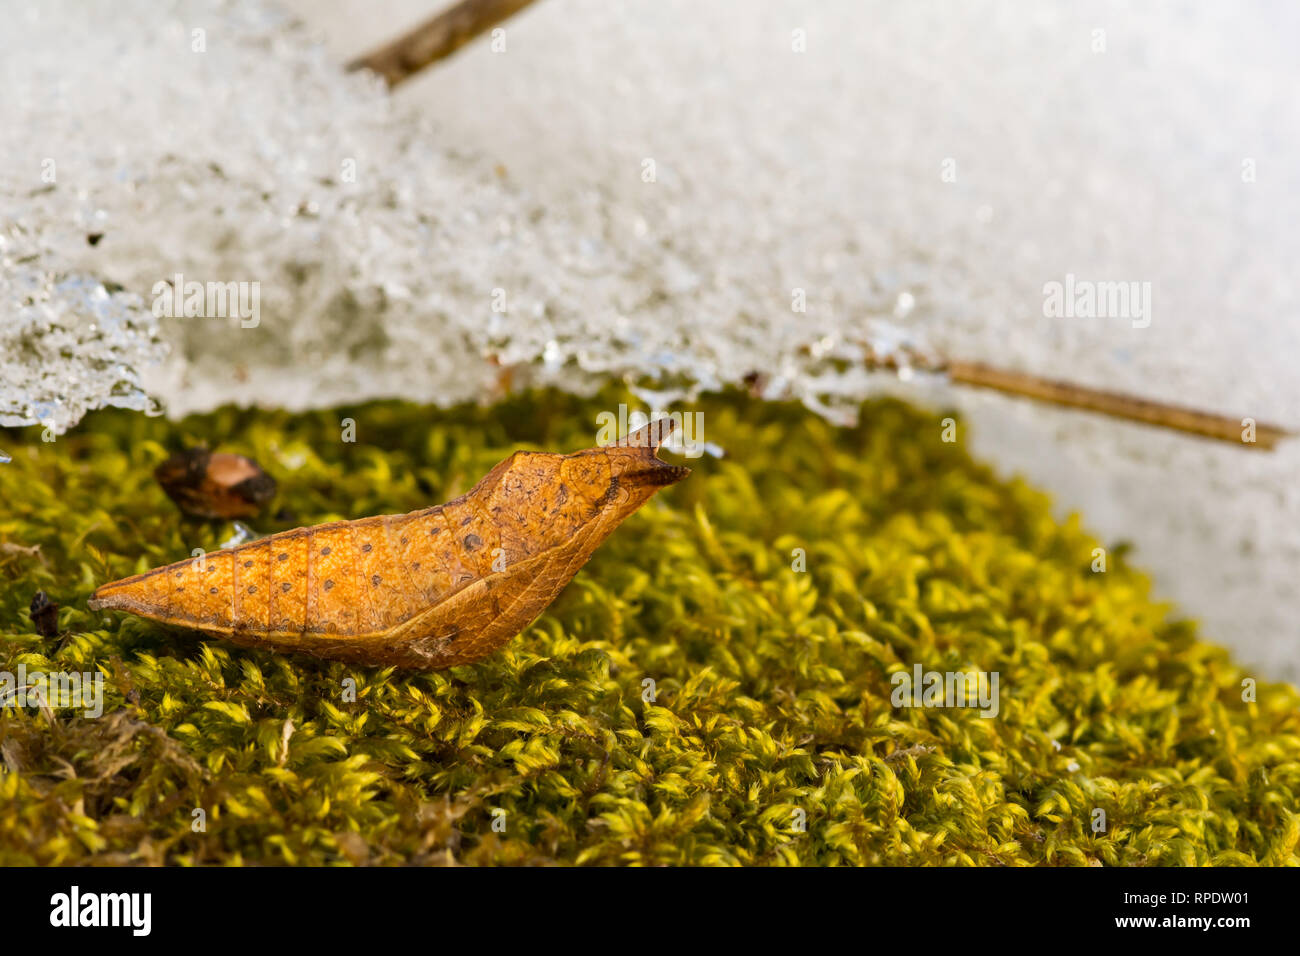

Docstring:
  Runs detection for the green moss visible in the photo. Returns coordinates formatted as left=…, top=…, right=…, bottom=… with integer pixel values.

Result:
left=0, top=388, right=1297, bottom=865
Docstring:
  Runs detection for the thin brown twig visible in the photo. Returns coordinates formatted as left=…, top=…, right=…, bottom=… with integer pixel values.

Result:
left=945, top=360, right=1291, bottom=451
left=810, top=337, right=1293, bottom=452
left=347, top=0, right=540, bottom=86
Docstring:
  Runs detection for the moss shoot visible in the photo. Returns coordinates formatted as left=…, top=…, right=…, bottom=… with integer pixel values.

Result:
left=1, top=389, right=1297, bottom=865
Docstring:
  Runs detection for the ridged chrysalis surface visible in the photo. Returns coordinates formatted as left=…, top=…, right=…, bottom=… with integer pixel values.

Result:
left=89, top=421, right=689, bottom=669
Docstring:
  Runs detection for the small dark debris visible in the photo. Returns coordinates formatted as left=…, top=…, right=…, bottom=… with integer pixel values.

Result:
left=29, top=591, right=59, bottom=638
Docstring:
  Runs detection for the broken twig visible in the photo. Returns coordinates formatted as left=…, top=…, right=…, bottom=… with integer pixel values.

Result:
left=945, top=360, right=1291, bottom=450
left=348, top=0, right=539, bottom=86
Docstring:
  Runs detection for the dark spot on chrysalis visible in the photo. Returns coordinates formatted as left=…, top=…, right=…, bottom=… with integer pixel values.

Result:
left=400, top=536, right=408, bottom=545
left=278, top=552, right=288, bottom=561
left=464, top=533, right=483, bottom=551
left=412, top=562, right=420, bottom=570
left=175, top=571, right=183, bottom=578
left=362, top=543, right=372, bottom=553
left=248, top=585, right=257, bottom=594
left=324, top=580, right=334, bottom=590
left=557, top=483, right=568, bottom=504
left=244, top=560, right=253, bottom=568
left=320, top=546, right=331, bottom=556
left=281, top=582, right=291, bottom=592
left=461, top=515, right=472, bottom=526
left=209, top=587, right=218, bottom=595
left=372, top=574, right=381, bottom=586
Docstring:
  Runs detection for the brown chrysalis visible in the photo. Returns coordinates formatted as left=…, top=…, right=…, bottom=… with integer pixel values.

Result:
left=89, top=420, right=688, bottom=669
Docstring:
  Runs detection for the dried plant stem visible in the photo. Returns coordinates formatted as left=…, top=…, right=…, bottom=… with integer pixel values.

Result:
left=945, top=360, right=1291, bottom=450
left=347, top=0, right=539, bottom=86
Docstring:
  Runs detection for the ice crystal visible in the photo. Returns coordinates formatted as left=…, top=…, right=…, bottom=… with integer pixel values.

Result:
left=0, top=0, right=966, bottom=433
left=0, top=223, right=164, bottom=435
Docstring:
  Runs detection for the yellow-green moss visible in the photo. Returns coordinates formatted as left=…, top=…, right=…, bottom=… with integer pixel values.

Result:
left=0, top=388, right=1297, bottom=865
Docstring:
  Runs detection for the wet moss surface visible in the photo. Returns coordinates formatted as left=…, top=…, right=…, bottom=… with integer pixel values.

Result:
left=1, top=389, right=1297, bottom=865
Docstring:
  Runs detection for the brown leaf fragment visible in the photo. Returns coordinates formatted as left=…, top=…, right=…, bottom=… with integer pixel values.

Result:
left=154, top=447, right=277, bottom=520
left=89, top=420, right=690, bottom=669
